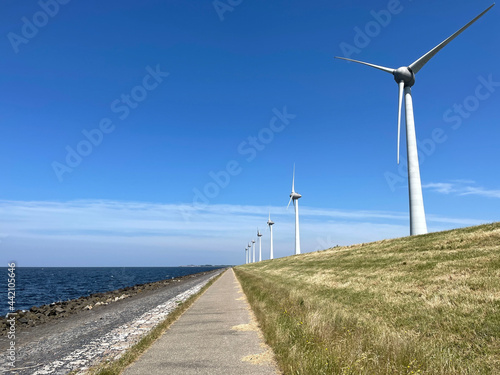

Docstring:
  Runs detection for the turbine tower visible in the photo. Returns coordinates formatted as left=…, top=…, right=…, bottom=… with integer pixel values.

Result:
left=248, top=242, right=252, bottom=263
left=245, top=246, right=248, bottom=264
left=287, top=165, right=301, bottom=255
left=251, top=240, right=256, bottom=263
left=257, top=229, right=263, bottom=262
left=267, top=212, right=275, bottom=260
left=335, top=4, right=494, bottom=236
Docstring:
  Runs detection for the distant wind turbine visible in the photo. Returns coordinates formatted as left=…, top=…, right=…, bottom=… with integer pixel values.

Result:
left=245, top=246, right=249, bottom=264
left=248, top=242, right=252, bottom=263
left=335, top=4, right=494, bottom=236
left=287, top=164, right=301, bottom=255
left=257, top=228, right=263, bottom=262
left=251, top=239, right=256, bottom=263
left=267, top=212, right=275, bottom=260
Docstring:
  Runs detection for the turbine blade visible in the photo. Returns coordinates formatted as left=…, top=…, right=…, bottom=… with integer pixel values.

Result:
left=334, top=56, right=395, bottom=74
left=409, top=4, right=495, bottom=74
left=397, top=81, right=404, bottom=164
left=292, top=164, right=295, bottom=193
left=287, top=196, right=293, bottom=209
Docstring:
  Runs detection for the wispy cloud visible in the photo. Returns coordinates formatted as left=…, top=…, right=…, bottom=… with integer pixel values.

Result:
left=423, top=181, right=500, bottom=199
left=460, top=187, right=500, bottom=199
left=422, top=182, right=455, bottom=194
left=0, top=200, right=491, bottom=266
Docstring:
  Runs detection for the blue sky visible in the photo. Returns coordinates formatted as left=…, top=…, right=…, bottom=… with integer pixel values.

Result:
left=1, top=0, right=499, bottom=266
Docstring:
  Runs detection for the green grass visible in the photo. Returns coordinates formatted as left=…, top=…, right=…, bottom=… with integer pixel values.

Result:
left=234, top=223, right=500, bottom=374
left=85, top=270, right=225, bottom=375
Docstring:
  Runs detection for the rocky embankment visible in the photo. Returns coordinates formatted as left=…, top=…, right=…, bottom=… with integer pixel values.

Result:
left=0, top=271, right=216, bottom=335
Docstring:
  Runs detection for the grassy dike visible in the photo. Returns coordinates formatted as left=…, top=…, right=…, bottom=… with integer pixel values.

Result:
left=234, top=223, right=500, bottom=374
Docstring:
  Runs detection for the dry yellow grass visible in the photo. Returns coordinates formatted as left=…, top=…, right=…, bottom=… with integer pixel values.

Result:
left=235, top=222, right=500, bottom=374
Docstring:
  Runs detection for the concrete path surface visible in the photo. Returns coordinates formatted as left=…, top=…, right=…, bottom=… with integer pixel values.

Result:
left=123, top=268, right=280, bottom=375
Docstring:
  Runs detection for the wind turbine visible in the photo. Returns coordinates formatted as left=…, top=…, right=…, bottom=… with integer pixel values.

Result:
left=257, top=228, right=263, bottom=262
left=248, top=242, right=252, bottom=263
left=267, top=212, right=275, bottom=260
left=287, top=165, right=301, bottom=255
left=251, top=240, right=256, bottom=263
left=245, top=246, right=248, bottom=264
left=335, top=4, right=494, bottom=236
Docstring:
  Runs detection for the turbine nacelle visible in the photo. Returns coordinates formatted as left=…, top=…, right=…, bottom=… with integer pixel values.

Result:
left=267, top=211, right=274, bottom=226
left=287, top=164, right=302, bottom=208
left=393, top=67, right=415, bottom=87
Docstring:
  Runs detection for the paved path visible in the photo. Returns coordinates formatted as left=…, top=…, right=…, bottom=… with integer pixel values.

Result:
left=123, top=269, right=279, bottom=375
left=0, top=270, right=223, bottom=375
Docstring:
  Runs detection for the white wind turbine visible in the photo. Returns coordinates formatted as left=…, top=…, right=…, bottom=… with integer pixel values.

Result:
left=257, top=229, right=263, bottom=262
left=251, top=239, right=256, bottom=263
left=267, top=212, right=275, bottom=260
left=245, top=246, right=248, bottom=264
left=287, top=165, right=301, bottom=255
left=248, top=242, right=252, bottom=263
left=335, top=4, right=494, bottom=236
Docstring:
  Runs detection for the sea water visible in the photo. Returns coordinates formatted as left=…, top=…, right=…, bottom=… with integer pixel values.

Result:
left=0, top=266, right=223, bottom=316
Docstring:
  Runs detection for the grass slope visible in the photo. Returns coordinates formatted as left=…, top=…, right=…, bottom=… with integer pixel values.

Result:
left=235, top=223, right=500, bottom=374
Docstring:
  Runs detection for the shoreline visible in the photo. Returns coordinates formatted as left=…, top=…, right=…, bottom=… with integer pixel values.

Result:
left=0, top=269, right=222, bottom=336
